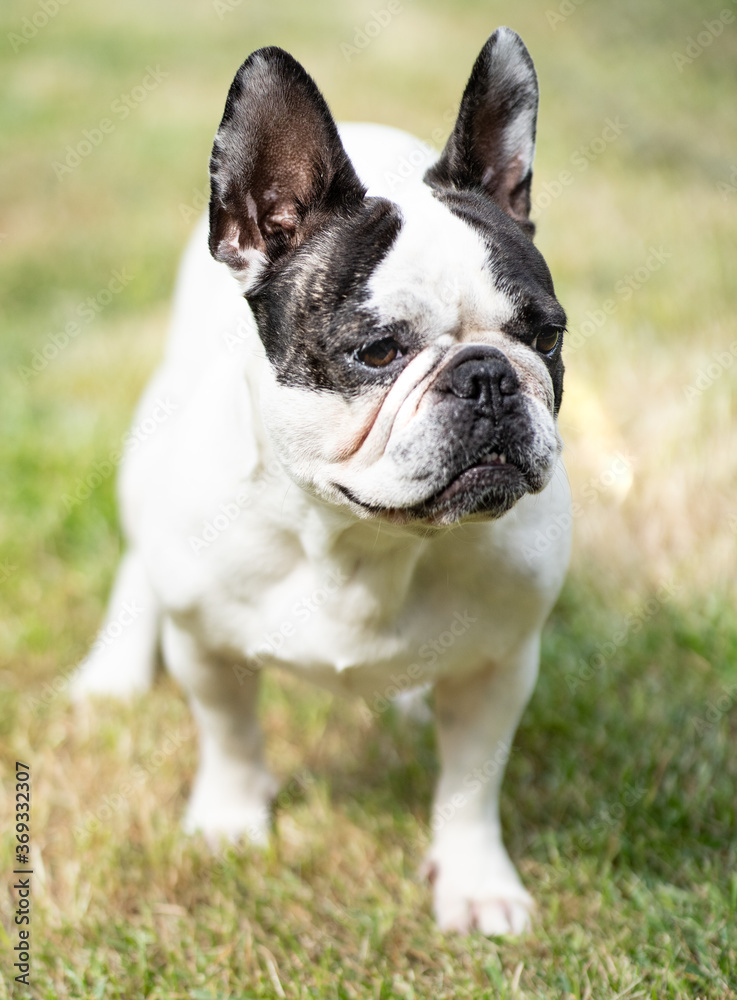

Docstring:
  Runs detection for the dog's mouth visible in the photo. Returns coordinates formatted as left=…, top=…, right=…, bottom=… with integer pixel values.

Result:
left=334, top=450, right=529, bottom=526
left=410, top=453, right=527, bottom=524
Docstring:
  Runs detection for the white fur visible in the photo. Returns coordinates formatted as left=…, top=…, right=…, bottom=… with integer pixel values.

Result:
left=72, top=123, right=572, bottom=936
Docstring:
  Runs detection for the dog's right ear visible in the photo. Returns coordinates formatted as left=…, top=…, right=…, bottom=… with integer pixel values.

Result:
left=209, top=47, right=366, bottom=292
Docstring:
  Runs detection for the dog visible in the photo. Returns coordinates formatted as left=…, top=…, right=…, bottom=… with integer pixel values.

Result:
left=73, top=27, right=571, bottom=936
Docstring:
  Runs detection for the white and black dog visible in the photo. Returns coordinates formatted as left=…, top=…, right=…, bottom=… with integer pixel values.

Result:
left=74, top=27, right=571, bottom=935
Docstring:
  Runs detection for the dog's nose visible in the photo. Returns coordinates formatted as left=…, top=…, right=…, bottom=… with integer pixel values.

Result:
left=436, top=346, right=518, bottom=419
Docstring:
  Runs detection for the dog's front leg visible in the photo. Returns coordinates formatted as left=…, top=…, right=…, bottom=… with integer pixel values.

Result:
left=162, top=618, right=277, bottom=846
left=428, top=637, right=540, bottom=935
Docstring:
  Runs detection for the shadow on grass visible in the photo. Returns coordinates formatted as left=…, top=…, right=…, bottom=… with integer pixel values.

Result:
left=307, top=577, right=737, bottom=894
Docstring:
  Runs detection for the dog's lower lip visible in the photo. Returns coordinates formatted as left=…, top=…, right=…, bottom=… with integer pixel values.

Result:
left=434, top=461, right=519, bottom=503
left=334, top=459, right=521, bottom=518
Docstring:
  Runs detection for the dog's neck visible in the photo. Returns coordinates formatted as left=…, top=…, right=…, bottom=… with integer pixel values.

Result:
left=265, top=471, right=435, bottom=621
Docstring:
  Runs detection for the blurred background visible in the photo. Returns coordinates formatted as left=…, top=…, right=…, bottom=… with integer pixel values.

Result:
left=1, top=0, right=736, bottom=997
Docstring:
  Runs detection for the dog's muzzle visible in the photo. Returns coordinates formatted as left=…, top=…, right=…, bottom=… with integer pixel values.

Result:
left=433, top=345, right=520, bottom=424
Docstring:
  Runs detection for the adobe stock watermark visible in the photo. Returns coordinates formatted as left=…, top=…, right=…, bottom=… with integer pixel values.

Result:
left=540, top=781, right=646, bottom=887
left=212, top=0, right=246, bottom=19
left=565, top=246, right=671, bottom=354
left=52, top=66, right=169, bottom=180
left=717, top=164, right=737, bottom=200
left=72, top=721, right=197, bottom=840
left=17, top=268, right=134, bottom=384
left=340, top=1, right=406, bottom=62
left=179, top=183, right=209, bottom=225
left=0, top=560, right=18, bottom=584
left=188, top=460, right=284, bottom=554
left=211, top=771, right=316, bottom=869
left=7, top=0, right=70, bottom=53
left=571, top=782, right=645, bottom=852
left=683, top=341, right=737, bottom=402
left=532, top=117, right=627, bottom=215
left=85, top=601, right=143, bottom=657
left=431, top=739, right=513, bottom=833
left=691, top=685, right=737, bottom=739
left=61, top=397, right=177, bottom=511
left=564, top=578, right=681, bottom=694
left=672, top=8, right=735, bottom=72
left=522, top=451, right=634, bottom=564
left=222, top=316, right=258, bottom=353
left=23, top=601, right=144, bottom=712
left=546, top=0, right=589, bottom=30
left=232, top=569, right=350, bottom=684
left=382, top=107, right=457, bottom=191
left=24, top=664, right=77, bottom=713
left=361, top=610, right=478, bottom=720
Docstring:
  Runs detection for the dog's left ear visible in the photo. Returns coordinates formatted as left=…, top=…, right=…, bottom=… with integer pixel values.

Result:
left=208, top=47, right=366, bottom=291
left=425, top=27, right=539, bottom=237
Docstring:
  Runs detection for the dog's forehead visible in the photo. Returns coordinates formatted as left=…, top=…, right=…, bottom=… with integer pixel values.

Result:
left=364, top=185, right=515, bottom=336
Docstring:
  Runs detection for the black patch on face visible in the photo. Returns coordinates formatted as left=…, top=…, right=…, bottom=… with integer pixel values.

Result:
left=248, top=196, right=413, bottom=394
left=426, top=184, right=566, bottom=414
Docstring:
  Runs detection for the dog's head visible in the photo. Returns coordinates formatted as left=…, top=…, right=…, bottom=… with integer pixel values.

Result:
left=208, top=28, right=566, bottom=526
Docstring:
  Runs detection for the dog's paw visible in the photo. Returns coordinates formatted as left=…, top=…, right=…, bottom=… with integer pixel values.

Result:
left=423, top=843, right=535, bottom=936
left=70, top=650, right=153, bottom=701
left=183, top=767, right=278, bottom=849
left=183, top=800, right=272, bottom=848
left=433, top=882, right=534, bottom=936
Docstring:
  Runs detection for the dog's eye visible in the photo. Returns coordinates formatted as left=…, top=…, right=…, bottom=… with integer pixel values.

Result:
left=356, top=337, right=402, bottom=368
left=533, top=326, right=562, bottom=355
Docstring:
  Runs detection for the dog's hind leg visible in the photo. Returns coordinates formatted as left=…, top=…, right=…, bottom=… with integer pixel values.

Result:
left=71, top=549, right=161, bottom=700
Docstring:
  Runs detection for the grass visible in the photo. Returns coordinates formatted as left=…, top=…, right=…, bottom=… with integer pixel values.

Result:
left=1, top=0, right=736, bottom=996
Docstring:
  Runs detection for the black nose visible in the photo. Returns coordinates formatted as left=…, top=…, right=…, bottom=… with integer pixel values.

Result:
left=436, top=346, right=519, bottom=419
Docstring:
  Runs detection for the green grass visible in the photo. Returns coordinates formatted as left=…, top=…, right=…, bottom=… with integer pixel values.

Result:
left=1, top=0, right=736, bottom=996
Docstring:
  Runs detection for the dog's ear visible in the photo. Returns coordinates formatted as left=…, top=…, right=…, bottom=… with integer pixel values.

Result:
left=209, top=47, right=366, bottom=291
left=425, top=27, right=539, bottom=237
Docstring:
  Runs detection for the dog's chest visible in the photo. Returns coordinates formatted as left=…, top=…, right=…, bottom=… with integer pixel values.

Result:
left=190, top=515, right=550, bottom=698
